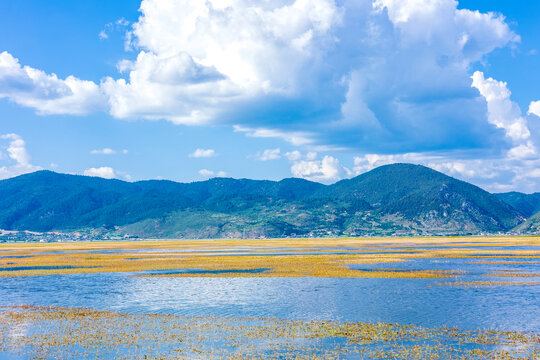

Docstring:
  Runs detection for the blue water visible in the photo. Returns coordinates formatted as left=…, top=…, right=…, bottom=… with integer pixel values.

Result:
left=1, top=243, right=539, bottom=337
left=135, top=268, right=271, bottom=275
left=349, top=257, right=540, bottom=275
left=0, top=271, right=538, bottom=332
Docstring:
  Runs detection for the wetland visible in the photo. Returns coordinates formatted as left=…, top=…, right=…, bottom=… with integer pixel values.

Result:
left=0, top=237, right=539, bottom=359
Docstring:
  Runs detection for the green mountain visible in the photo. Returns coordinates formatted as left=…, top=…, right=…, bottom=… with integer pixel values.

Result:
left=513, top=209, right=540, bottom=234
left=312, top=164, right=522, bottom=235
left=0, top=164, right=526, bottom=239
left=494, top=192, right=540, bottom=218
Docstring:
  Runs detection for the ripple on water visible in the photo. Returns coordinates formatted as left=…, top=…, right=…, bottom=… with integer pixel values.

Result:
left=0, top=273, right=538, bottom=332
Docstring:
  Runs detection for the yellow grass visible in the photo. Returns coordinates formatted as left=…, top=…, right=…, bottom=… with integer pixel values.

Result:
left=1, top=236, right=538, bottom=278
left=0, top=305, right=538, bottom=359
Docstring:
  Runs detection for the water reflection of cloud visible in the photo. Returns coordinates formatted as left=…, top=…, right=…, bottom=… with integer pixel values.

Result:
left=0, top=273, right=538, bottom=332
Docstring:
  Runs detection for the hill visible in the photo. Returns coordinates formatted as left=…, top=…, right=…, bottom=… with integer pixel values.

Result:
left=513, top=209, right=540, bottom=234
left=313, top=164, right=522, bottom=235
left=0, top=164, right=526, bottom=239
left=494, top=192, right=540, bottom=218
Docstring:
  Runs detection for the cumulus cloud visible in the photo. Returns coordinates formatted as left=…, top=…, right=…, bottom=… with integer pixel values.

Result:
left=0, top=52, right=107, bottom=115
left=84, top=167, right=117, bottom=179
left=471, top=71, right=531, bottom=142
left=198, top=169, right=227, bottom=179
left=285, top=150, right=302, bottom=161
left=189, top=148, right=217, bottom=158
left=529, top=100, right=540, bottom=117
left=254, top=148, right=281, bottom=161
left=286, top=151, right=351, bottom=184
left=0, top=1, right=521, bottom=151
left=83, top=166, right=131, bottom=180
left=101, top=50, right=232, bottom=124
left=128, top=0, right=340, bottom=99
left=0, top=133, right=41, bottom=179
left=291, top=155, right=351, bottom=184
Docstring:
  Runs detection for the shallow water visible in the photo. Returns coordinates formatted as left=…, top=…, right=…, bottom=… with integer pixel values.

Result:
left=0, top=271, right=538, bottom=332
left=135, top=267, right=271, bottom=275
left=1, top=243, right=539, bottom=334
left=349, top=256, right=540, bottom=275
left=1, top=241, right=539, bottom=359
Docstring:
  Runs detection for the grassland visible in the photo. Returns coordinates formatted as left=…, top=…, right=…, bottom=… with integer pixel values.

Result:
left=0, top=236, right=538, bottom=281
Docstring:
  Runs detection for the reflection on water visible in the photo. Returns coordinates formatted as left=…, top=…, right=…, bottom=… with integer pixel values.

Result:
left=0, top=272, right=538, bottom=332
left=349, top=257, right=540, bottom=276
left=135, top=268, right=270, bottom=275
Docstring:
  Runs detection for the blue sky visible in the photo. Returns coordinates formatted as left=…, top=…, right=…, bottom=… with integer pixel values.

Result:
left=0, top=0, right=539, bottom=192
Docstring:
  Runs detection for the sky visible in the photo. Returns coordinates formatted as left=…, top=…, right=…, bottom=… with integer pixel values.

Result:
left=0, top=0, right=539, bottom=192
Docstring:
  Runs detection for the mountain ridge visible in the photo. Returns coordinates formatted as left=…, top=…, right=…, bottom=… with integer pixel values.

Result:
left=494, top=192, right=540, bottom=218
left=0, top=164, right=532, bottom=239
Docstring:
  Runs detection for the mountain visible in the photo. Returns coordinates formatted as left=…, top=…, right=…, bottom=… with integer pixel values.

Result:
left=312, top=164, right=522, bottom=235
left=0, top=164, right=526, bottom=239
left=494, top=192, right=540, bottom=218
left=513, top=209, right=540, bottom=234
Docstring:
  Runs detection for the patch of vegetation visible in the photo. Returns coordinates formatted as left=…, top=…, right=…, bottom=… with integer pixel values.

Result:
left=0, top=306, right=538, bottom=359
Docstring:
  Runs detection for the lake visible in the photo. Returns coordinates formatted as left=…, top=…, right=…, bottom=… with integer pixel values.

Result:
left=0, top=237, right=539, bottom=359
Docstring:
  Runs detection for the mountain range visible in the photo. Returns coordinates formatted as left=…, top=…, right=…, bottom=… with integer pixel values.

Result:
left=0, top=163, right=538, bottom=239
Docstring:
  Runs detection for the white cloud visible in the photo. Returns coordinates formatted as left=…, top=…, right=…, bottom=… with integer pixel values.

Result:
left=198, top=169, right=214, bottom=177
left=99, top=17, right=130, bottom=41
left=91, top=148, right=116, bottom=155
left=352, top=152, right=488, bottom=179
left=350, top=145, right=540, bottom=193
left=233, top=125, right=313, bottom=146
left=83, top=167, right=117, bottom=179
left=0, top=133, right=41, bottom=179
left=129, top=0, right=341, bottom=96
left=0, top=51, right=107, bottom=115
left=285, top=150, right=302, bottom=161
left=116, top=18, right=129, bottom=27
left=90, top=148, right=129, bottom=155
left=198, top=169, right=227, bottom=178
left=101, top=51, right=232, bottom=124
left=83, top=166, right=131, bottom=180
left=1, top=133, right=30, bottom=165
left=529, top=100, right=540, bottom=117
left=373, top=1, right=519, bottom=61
left=507, top=142, right=538, bottom=160
left=254, top=148, right=281, bottom=161
left=0, top=0, right=522, bottom=152
left=2, top=0, right=540, bottom=191
left=471, top=71, right=531, bottom=142
left=288, top=152, right=351, bottom=184
left=189, top=148, right=217, bottom=158
left=306, top=152, right=318, bottom=161
left=285, top=150, right=353, bottom=184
